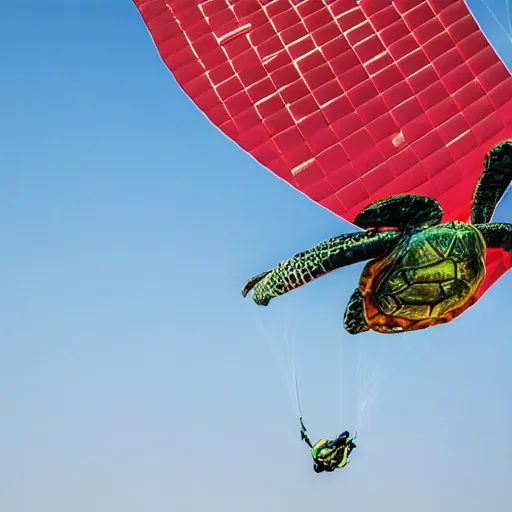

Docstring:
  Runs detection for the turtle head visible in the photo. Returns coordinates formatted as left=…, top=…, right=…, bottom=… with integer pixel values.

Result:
left=242, top=270, right=273, bottom=305
left=251, top=285, right=271, bottom=306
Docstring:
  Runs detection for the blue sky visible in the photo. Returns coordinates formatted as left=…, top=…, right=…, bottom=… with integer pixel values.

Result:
left=1, top=1, right=511, bottom=511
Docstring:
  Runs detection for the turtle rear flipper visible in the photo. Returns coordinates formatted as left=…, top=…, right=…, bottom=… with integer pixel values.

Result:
left=343, top=289, right=369, bottom=335
left=471, top=140, right=512, bottom=224
left=475, top=222, right=512, bottom=251
left=354, top=194, right=443, bottom=230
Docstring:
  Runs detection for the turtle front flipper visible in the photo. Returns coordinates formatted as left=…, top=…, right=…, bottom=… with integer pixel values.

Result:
left=242, top=230, right=402, bottom=306
left=343, top=289, right=369, bottom=335
left=354, top=194, right=443, bottom=230
left=475, top=222, right=512, bottom=251
left=471, top=140, right=512, bottom=224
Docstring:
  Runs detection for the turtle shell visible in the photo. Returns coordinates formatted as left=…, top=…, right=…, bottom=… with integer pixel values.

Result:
left=359, top=221, right=486, bottom=333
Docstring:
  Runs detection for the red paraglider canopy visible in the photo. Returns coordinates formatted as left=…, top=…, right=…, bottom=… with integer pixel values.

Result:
left=133, top=0, right=512, bottom=295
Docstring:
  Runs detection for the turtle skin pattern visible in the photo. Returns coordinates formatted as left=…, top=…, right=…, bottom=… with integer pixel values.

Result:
left=359, top=221, right=487, bottom=334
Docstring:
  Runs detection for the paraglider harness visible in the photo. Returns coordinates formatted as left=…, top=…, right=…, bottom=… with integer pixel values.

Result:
left=300, top=417, right=357, bottom=473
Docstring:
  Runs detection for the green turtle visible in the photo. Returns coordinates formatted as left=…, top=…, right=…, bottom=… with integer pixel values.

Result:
left=242, top=140, right=512, bottom=334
